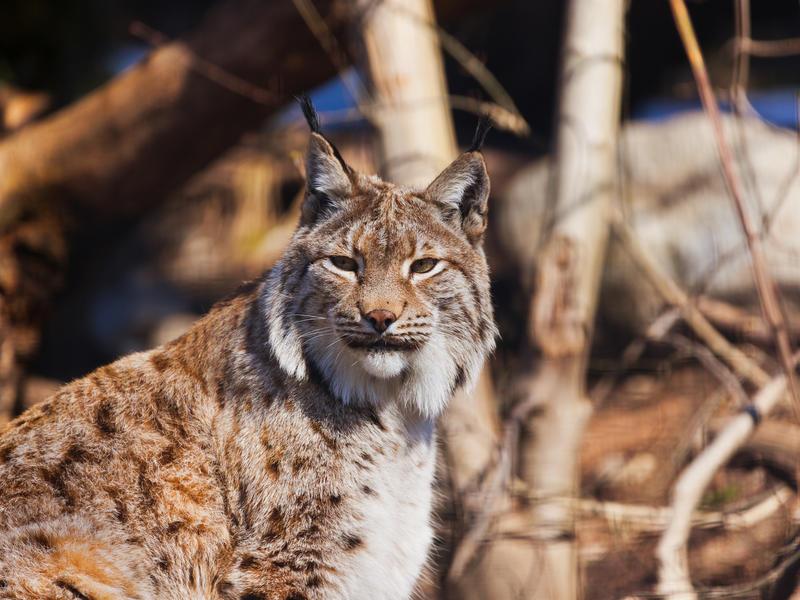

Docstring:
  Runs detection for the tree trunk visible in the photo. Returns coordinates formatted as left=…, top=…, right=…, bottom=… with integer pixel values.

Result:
left=358, top=0, right=457, bottom=185
left=519, top=1, right=626, bottom=598
left=353, top=0, right=502, bottom=596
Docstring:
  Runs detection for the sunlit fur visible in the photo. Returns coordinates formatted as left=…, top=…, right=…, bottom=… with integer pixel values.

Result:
left=0, top=129, right=496, bottom=600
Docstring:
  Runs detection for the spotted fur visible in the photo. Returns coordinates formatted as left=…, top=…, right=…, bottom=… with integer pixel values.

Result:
left=0, top=115, right=496, bottom=599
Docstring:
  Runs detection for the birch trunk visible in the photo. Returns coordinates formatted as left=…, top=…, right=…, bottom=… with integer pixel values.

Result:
left=353, top=0, right=502, bottom=594
left=519, top=1, right=626, bottom=598
left=359, top=0, right=456, bottom=184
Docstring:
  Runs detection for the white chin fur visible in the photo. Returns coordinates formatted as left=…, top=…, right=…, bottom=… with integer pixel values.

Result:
left=301, top=325, right=486, bottom=419
left=357, top=349, right=408, bottom=379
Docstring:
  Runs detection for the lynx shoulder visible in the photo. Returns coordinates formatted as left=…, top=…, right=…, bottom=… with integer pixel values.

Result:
left=0, top=102, right=496, bottom=600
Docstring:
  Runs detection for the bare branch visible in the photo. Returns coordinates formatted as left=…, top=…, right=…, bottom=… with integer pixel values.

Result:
left=656, top=375, right=789, bottom=599
left=665, top=334, right=749, bottom=407
left=379, top=2, right=529, bottom=135
left=730, top=0, right=751, bottom=111
left=738, top=36, right=800, bottom=58
left=670, top=0, right=800, bottom=414
left=613, top=220, right=770, bottom=388
left=695, top=295, right=800, bottom=345
left=129, top=21, right=281, bottom=106
left=589, top=308, right=681, bottom=406
left=289, top=0, right=375, bottom=120
left=576, top=484, right=792, bottom=534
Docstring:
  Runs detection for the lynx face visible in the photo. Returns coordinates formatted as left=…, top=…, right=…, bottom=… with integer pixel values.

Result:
left=266, top=131, right=497, bottom=417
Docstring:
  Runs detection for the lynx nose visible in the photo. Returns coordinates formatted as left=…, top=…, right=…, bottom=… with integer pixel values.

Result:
left=365, top=309, right=396, bottom=334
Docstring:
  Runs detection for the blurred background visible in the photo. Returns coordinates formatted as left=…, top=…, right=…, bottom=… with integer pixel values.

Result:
left=2, top=0, right=800, bottom=598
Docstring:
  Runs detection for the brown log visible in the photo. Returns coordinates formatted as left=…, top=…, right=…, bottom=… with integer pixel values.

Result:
left=0, top=0, right=343, bottom=228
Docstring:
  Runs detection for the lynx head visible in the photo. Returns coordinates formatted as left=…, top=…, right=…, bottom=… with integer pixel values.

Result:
left=265, top=98, right=497, bottom=418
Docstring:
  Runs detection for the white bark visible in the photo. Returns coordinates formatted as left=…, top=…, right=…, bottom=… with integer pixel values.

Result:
left=656, top=375, right=788, bottom=599
left=355, top=0, right=499, bottom=477
left=354, top=1, right=502, bottom=594
left=359, top=0, right=457, bottom=186
left=521, top=1, right=626, bottom=598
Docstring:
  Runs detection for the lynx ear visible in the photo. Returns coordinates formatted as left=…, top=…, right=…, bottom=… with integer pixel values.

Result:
left=425, top=152, right=490, bottom=243
left=298, top=95, right=354, bottom=225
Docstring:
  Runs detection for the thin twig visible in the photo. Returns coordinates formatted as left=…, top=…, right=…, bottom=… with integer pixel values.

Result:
left=293, top=0, right=531, bottom=136
left=730, top=0, right=751, bottom=113
left=728, top=0, right=766, bottom=239
left=131, top=18, right=528, bottom=139
left=307, top=96, right=528, bottom=135
left=695, top=295, right=800, bottom=345
left=613, top=219, right=770, bottom=388
left=447, top=96, right=529, bottom=136
left=446, top=392, right=538, bottom=581
left=634, top=537, right=800, bottom=599
left=737, top=36, right=800, bottom=58
left=670, top=0, right=800, bottom=416
left=701, top=540, right=800, bottom=598
left=589, top=308, right=681, bottom=406
left=378, top=0, right=529, bottom=135
left=666, top=334, right=749, bottom=406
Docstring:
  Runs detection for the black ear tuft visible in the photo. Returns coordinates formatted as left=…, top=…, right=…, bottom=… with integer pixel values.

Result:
left=297, top=94, right=352, bottom=177
left=297, top=94, right=321, bottom=134
left=467, top=114, right=493, bottom=153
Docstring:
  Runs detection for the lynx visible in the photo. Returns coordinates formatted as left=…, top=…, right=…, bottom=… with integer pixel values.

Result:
left=0, top=98, right=497, bottom=600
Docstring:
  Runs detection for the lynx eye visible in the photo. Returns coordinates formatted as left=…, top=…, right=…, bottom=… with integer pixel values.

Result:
left=329, top=255, right=358, bottom=272
left=410, top=258, right=439, bottom=274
